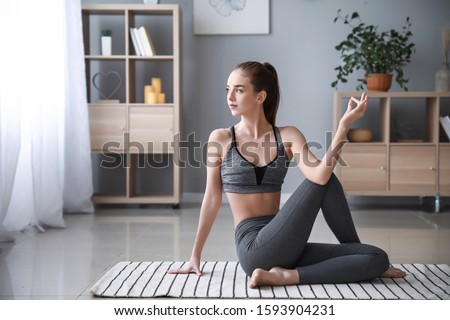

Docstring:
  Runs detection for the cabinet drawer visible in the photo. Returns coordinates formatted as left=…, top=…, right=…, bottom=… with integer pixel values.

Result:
left=439, top=146, right=450, bottom=194
left=339, top=145, right=387, bottom=191
left=89, top=106, right=126, bottom=151
left=129, top=107, right=174, bottom=153
left=390, top=146, right=436, bottom=193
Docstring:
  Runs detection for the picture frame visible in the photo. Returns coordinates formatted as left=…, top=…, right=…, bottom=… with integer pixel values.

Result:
left=193, top=0, right=270, bottom=35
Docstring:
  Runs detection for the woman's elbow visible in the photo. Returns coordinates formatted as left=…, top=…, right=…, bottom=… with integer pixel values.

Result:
left=202, top=193, right=222, bottom=210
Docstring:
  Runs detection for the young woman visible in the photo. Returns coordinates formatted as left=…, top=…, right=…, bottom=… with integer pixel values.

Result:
left=169, top=61, right=406, bottom=287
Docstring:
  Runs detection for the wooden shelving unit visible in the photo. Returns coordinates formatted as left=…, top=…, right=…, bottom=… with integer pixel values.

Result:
left=333, top=91, right=450, bottom=212
left=82, top=4, right=181, bottom=206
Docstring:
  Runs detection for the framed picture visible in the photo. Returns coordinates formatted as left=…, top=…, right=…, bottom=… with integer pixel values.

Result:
left=194, top=0, right=270, bottom=35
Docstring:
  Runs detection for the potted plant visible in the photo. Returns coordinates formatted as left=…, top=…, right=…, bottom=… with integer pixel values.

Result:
left=101, top=29, right=112, bottom=56
left=331, top=10, right=415, bottom=91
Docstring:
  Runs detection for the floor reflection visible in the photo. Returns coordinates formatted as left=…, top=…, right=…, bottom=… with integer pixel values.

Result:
left=96, top=214, right=181, bottom=261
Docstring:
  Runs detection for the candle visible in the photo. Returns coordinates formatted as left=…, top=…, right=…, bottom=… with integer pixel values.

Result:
left=145, top=92, right=158, bottom=104
left=144, top=85, right=155, bottom=104
left=151, top=77, right=162, bottom=93
left=157, top=93, right=165, bottom=104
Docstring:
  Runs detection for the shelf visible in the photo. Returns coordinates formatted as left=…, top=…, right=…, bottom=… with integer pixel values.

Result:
left=128, top=55, right=175, bottom=61
left=344, top=142, right=387, bottom=146
left=335, top=91, right=450, bottom=98
left=82, top=3, right=179, bottom=14
left=129, top=103, right=174, bottom=107
left=85, top=55, right=127, bottom=60
left=333, top=91, right=450, bottom=208
left=83, top=4, right=181, bottom=205
left=88, top=102, right=127, bottom=107
left=390, top=142, right=435, bottom=146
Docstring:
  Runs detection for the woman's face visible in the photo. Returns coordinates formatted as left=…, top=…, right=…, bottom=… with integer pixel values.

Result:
left=226, top=69, right=261, bottom=118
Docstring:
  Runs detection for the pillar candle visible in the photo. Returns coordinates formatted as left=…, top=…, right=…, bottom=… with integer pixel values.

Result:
left=151, top=77, right=162, bottom=93
left=157, top=93, right=165, bottom=104
left=145, top=92, right=158, bottom=104
left=144, top=85, right=154, bottom=104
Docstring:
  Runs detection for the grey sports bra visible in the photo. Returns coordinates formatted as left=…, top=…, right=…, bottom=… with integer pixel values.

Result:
left=220, top=126, right=291, bottom=194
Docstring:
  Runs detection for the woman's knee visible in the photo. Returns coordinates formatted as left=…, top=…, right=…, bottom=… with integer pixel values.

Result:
left=368, top=246, right=390, bottom=276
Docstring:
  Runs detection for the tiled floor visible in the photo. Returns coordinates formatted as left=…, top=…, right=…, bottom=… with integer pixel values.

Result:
left=0, top=202, right=449, bottom=299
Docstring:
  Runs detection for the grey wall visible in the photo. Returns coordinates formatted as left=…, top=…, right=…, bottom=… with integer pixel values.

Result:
left=82, top=0, right=450, bottom=197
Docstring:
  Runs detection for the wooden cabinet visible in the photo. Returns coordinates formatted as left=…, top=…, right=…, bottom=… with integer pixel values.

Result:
left=89, top=106, right=127, bottom=151
left=390, top=146, right=436, bottom=193
left=439, top=146, right=450, bottom=193
left=82, top=4, right=181, bottom=206
left=339, top=145, right=387, bottom=192
left=129, top=107, right=174, bottom=154
left=333, top=92, right=450, bottom=211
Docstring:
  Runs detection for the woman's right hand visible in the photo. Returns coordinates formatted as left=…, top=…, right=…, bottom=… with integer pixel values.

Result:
left=340, top=92, right=368, bottom=129
left=167, top=257, right=202, bottom=276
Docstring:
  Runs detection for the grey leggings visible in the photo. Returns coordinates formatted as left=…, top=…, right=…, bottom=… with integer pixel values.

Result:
left=235, top=174, right=390, bottom=284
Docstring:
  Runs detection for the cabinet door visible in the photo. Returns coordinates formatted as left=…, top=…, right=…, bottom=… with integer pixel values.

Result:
left=439, top=146, right=450, bottom=194
left=89, top=106, right=127, bottom=151
left=339, top=145, right=387, bottom=191
left=129, top=107, right=174, bottom=153
left=390, top=146, right=436, bottom=193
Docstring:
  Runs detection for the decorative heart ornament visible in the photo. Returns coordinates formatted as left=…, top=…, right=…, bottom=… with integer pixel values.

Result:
left=92, top=71, right=122, bottom=100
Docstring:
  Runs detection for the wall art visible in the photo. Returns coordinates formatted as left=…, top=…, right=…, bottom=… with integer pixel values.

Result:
left=194, top=0, right=270, bottom=35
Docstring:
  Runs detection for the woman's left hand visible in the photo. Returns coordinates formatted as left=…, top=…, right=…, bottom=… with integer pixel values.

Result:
left=340, top=92, right=368, bottom=128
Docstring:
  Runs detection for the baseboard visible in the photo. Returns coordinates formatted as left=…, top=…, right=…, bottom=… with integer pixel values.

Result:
left=182, top=192, right=448, bottom=209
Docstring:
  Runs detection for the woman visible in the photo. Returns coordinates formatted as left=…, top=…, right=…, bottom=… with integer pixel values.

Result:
left=169, top=61, right=406, bottom=288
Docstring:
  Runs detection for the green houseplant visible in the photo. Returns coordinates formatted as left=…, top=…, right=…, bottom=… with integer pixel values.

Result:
left=101, top=29, right=112, bottom=37
left=331, top=10, right=415, bottom=91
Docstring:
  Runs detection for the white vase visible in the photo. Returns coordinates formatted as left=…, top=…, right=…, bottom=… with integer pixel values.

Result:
left=101, top=36, right=112, bottom=56
left=435, top=63, right=450, bottom=92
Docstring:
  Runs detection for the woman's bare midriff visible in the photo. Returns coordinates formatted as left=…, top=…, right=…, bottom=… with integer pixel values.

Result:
left=226, top=192, right=281, bottom=226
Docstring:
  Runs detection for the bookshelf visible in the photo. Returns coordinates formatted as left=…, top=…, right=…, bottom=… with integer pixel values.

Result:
left=82, top=4, right=181, bottom=207
left=333, top=91, right=450, bottom=212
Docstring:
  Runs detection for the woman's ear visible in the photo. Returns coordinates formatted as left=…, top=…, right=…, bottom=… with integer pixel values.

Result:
left=257, top=91, right=267, bottom=103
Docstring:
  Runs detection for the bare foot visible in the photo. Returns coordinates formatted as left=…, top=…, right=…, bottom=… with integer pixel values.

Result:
left=381, top=265, right=407, bottom=278
left=249, top=267, right=299, bottom=288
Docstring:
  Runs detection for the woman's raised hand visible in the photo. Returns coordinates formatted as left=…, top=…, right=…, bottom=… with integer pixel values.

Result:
left=167, top=258, right=202, bottom=276
left=341, top=92, right=368, bottom=128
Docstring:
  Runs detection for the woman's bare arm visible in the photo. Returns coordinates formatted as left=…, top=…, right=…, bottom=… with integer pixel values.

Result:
left=287, top=93, right=368, bottom=185
left=168, top=129, right=226, bottom=275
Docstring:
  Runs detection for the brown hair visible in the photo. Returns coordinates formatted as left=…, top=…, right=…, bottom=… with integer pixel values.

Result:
left=234, top=61, right=280, bottom=126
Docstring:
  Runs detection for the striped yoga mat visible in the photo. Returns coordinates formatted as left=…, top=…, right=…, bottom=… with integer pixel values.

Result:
left=90, top=261, right=450, bottom=299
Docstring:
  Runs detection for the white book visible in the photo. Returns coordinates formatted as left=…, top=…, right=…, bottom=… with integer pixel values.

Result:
left=440, top=115, right=450, bottom=140
left=132, top=27, right=146, bottom=56
left=129, top=28, right=141, bottom=56
left=138, top=26, right=155, bottom=56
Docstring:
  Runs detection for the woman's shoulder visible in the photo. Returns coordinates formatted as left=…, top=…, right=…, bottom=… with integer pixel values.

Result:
left=277, top=125, right=303, bottom=136
left=207, top=127, right=232, bottom=160
left=208, top=127, right=232, bottom=143
left=208, top=128, right=231, bottom=149
left=277, top=125, right=306, bottom=144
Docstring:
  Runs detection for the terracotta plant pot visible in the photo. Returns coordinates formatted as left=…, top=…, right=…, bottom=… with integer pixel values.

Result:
left=365, top=73, right=393, bottom=92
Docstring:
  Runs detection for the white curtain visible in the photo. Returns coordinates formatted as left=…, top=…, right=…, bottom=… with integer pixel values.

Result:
left=0, top=0, right=93, bottom=240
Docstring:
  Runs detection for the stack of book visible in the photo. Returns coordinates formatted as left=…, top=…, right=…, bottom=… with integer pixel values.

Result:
left=129, top=26, right=156, bottom=56
left=440, top=115, right=450, bottom=141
